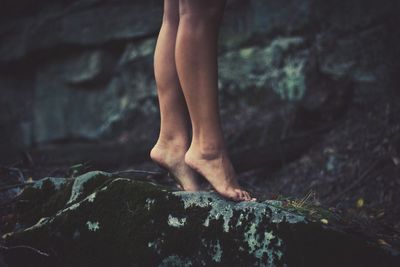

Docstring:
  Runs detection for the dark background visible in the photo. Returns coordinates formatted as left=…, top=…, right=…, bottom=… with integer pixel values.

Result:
left=1, top=0, right=400, bottom=246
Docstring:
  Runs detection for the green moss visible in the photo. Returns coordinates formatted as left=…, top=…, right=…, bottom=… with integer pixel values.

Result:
left=67, top=171, right=112, bottom=204
left=4, top=172, right=399, bottom=267
left=15, top=178, right=72, bottom=227
left=272, top=196, right=340, bottom=223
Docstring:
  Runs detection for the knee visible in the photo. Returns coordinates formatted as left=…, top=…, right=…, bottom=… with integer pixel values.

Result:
left=179, top=0, right=226, bottom=24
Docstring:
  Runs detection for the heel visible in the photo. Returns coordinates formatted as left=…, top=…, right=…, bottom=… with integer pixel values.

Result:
left=154, top=163, right=168, bottom=173
left=154, top=163, right=183, bottom=190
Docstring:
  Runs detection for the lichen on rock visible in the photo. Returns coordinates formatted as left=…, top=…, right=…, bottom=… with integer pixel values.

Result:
left=2, top=171, right=399, bottom=267
left=32, top=177, right=67, bottom=191
left=86, top=221, right=100, bottom=232
left=167, top=214, right=187, bottom=228
left=67, top=171, right=112, bottom=204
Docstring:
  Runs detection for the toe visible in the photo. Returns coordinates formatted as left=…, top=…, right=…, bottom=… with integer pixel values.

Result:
left=234, top=189, right=245, bottom=201
left=243, top=191, right=251, bottom=201
left=241, top=191, right=249, bottom=201
left=228, top=190, right=241, bottom=202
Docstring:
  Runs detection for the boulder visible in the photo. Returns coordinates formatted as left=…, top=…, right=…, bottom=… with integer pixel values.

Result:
left=2, top=171, right=399, bottom=266
left=33, top=38, right=158, bottom=143
left=0, top=0, right=399, bottom=168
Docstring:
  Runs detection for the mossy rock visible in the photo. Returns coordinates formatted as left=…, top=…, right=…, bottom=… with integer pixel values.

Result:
left=2, top=171, right=399, bottom=267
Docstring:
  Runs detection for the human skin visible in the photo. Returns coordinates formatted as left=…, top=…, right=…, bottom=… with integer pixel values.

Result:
left=150, top=0, right=255, bottom=202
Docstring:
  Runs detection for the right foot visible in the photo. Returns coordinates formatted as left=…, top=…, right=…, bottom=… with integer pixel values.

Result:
left=150, top=140, right=202, bottom=191
left=184, top=146, right=256, bottom=202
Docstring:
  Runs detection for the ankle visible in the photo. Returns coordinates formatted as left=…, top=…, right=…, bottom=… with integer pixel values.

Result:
left=156, top=135, right=190, bottom=151
left=189, top=141, right=226, bottom=160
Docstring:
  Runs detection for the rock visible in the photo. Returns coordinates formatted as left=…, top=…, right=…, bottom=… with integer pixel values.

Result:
left=0, top=0, right=399, bottom=167
left=221, top=0, right=311, bottom=48
left=219, top=36, right=308, bottom=101
left=0, top=0, right=163, bottom=62
left=0, top=72, right=34, bottom=161
left=33, top=38, right=158, bottom=143
left=2, top=171, right=399, bottom=266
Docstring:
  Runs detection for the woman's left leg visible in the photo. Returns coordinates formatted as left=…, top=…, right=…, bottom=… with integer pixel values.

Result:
left=150, top=0, right=201, bottom=191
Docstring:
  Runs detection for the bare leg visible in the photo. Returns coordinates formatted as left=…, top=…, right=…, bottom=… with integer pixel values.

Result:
left=176, top=0, right=254, bottom=201
left=150, top=0, right=201, bottom=191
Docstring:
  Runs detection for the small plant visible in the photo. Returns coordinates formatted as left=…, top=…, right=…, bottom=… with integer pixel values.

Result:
left=277, top=190, right=339, bottom=223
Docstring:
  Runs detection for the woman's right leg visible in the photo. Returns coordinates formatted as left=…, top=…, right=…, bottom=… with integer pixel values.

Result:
left=175, top=0, right=254, bottom=201
left=150, top=0, right=201, bottom=191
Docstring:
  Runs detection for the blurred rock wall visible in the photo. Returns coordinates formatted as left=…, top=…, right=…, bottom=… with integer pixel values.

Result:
left=0, top=0, right=398, bottom=164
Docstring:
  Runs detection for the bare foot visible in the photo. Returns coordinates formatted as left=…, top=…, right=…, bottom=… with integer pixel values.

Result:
left=184, top=146, right=256, bottom=202
left=150, top=140, right=202, bottom=191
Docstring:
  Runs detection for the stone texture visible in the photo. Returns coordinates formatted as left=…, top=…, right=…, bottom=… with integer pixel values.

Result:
left=0, top=0, right=163, bottom=62
left=219, top=36, right=308, bottom=101
left=2, top=171, right=399, bottom=266
left=33, top=38, right=158, bottom=143
left=0, top=0, right=398, bottom=165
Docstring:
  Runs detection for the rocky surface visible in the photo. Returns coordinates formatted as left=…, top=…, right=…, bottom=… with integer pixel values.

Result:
left=1, top=171, right=399, bottom=266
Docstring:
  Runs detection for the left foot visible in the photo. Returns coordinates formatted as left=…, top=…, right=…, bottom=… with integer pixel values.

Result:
left=150, top=139, right=202, bottom=191
left=184, top=145, right=255, bottom=202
